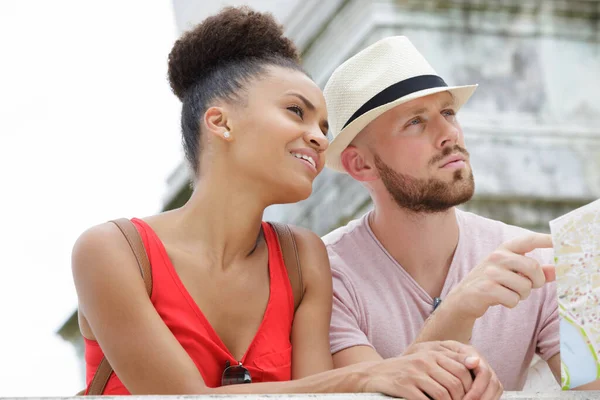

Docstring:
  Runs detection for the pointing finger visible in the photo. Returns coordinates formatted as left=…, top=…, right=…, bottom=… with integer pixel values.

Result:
left=501, top=233, right=553, bottom=255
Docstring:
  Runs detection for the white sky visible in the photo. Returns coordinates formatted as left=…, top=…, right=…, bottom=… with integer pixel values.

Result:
left=0, top=1, right=183, bottom=395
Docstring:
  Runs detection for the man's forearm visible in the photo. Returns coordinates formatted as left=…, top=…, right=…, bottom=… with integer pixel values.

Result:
left=412, top=298, right=476, bottom=346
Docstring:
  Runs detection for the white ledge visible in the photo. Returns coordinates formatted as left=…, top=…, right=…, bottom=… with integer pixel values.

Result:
left=8, top=392, right=600, bottom=400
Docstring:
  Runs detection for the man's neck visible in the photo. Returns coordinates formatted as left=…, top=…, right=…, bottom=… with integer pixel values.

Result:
left=369, top=204, right=460, bottom=298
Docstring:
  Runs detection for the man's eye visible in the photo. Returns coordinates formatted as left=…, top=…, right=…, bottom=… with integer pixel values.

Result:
left=408, top=117, right=422, bottom=126
left=442, top=109, right=456, bottom=117
left=288, top=105, right=304, bottom=119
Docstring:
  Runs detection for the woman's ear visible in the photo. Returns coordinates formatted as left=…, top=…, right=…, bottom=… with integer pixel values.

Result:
left=204, top=106, right=233, bottom=142
left=341, top=146, right=378, bottom=182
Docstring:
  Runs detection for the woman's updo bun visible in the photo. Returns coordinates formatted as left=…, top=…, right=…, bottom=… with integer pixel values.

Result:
left=168, top=6, right=300, bottom=100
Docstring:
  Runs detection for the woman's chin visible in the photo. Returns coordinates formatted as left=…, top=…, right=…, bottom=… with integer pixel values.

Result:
left=276, top=181, right=313, bottom=204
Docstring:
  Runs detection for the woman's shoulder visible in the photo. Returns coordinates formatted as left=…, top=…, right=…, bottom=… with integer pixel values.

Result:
left=72, top=220, right=151, bottom=340
left=72, top=220, right=136, bottom=266
left=285, top=224, right=331, bottom=283
left=286, top=223, right=327, bottom=255
left=72, top=222, right=125, bottom=261
left=71, top=220, right=149, bottom=302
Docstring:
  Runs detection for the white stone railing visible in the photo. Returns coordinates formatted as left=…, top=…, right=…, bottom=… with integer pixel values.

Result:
left=7, top=392, right=600, bottom=400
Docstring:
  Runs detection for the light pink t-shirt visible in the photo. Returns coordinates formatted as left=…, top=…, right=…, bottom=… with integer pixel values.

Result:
left=322, top=208, right=559, bottom=391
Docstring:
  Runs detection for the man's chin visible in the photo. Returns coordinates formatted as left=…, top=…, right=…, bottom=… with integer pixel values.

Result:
left=414, top=178, right=475, bottom=214
left=375, top=154, right=475, bottom=213
left=450, top=174, right=476, bottom=204
left=415, top=195, right=473, bottom=214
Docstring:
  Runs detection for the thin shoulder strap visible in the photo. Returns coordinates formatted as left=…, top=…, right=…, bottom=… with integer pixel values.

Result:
left=83, top=218, right=152, bottom=396
left=269, top=222, right=304, bottom=312
left=111, top=218, right=153, bottom=296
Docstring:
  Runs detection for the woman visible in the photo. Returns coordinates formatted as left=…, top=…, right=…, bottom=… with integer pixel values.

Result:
left=72, top=6, right=491, bottom=399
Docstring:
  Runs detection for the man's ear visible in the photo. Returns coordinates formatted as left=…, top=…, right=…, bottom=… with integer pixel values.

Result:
left=204, top=106, right=233, bottom=141
left=340, top=145, right=378, bottom=182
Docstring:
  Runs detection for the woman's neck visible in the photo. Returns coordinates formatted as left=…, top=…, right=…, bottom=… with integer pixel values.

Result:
left=166, top=172, right=268, bottom=269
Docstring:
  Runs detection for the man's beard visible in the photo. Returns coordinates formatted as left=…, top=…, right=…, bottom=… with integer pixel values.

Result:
left=374, top=145, right=475, bottom=214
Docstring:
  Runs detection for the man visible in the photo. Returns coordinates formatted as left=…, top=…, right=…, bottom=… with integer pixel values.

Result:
left=321, top=36, right=599, bottom=392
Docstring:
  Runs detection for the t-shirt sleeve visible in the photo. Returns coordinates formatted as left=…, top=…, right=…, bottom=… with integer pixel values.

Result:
left=328, top=253, right=374, bottom=355
left=534, top=250, right=560, bottom=361
left=536, top=282, right=560, bottom=360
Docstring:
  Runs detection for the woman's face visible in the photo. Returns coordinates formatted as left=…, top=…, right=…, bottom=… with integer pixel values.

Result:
left=221, top=66, right=329, bottom=204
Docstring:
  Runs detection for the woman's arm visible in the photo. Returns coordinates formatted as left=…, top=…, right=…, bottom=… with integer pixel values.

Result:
left=288, top=226, right=335, bottom=378
left=72, top=222, right=209, bottom=394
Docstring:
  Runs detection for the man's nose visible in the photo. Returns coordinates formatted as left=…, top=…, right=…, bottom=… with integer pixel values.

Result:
left=437, top=118, right=460, bottom=149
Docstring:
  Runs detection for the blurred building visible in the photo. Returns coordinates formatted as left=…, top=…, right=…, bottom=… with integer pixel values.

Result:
left=59, top=0, right=600, bottom=390
left=165, top=0, right=600, bottom=236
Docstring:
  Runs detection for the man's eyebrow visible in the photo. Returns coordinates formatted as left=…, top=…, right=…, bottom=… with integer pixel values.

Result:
left=409, top=107, right=428, bottom=116
left=405, top=99, right=457, bottom=118
left=441, top=99, right=456, bottom=109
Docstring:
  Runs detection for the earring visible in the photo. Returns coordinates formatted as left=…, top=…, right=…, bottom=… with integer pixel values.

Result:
left=223, top=131, right=231, bottom=139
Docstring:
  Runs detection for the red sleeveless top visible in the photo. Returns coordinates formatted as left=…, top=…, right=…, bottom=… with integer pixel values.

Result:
left=83, top=219, right=295, bottom=394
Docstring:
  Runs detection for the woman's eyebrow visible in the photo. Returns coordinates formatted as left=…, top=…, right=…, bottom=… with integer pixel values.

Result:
left=285, top=91, right=315, bottom=111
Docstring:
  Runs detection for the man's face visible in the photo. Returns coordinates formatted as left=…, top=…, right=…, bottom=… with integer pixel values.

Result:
left=347, top=91, right=475, bottom=213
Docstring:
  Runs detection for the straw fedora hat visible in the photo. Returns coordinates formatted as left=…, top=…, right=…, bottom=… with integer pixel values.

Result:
left=323, top=36, right=478, bottom=173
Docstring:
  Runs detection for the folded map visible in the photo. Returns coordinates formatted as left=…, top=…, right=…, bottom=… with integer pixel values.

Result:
left=549, top=198, right=600, bottom=390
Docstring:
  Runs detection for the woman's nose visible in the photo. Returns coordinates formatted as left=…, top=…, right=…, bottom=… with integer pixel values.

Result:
left=304, top=128, right=329, bottom=151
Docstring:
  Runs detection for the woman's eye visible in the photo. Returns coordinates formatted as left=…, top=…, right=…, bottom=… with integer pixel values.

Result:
left=442, top=109, right=456, bottom=117
left=288, top=105, right=304, bottom=119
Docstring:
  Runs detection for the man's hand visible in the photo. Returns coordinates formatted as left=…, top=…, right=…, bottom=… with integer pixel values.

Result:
left=443, top=233, right=556, bottom=320
left=360, top=340, right=502, bottom=400
left=404, top=341, right=503, bottom=400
